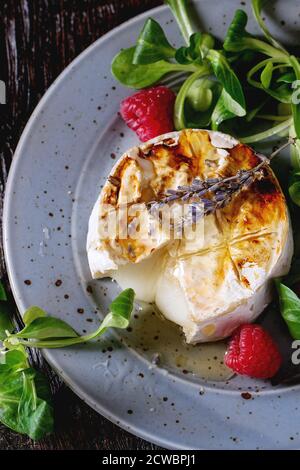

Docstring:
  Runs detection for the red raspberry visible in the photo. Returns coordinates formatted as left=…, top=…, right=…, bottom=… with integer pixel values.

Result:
left=120, top=86, right=176, bottom=142
left=224, top=324, right=282, bottom=379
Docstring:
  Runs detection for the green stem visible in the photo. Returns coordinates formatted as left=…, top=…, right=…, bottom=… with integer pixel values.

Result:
left=251, top=0, right=288, bottom=54
left=165, top=0, right=195, bottom=45
left=0, top=396, right=19, bottom=404
left=247, top=58, right=291, bottom=90
left=5, top=324, right=107, bottom=349
left=290, top=55, right=300, bottom=80
left=290, top=125, right=300, bottom=170
left=243, top=37, right=289, bottom=61
left=169, top=62, right=203, bottom=73
left=240, top=117, right=293, bottom=144
left=174, top=66, right=211, bottom=129
left=256, top=114, right=292, bottom=122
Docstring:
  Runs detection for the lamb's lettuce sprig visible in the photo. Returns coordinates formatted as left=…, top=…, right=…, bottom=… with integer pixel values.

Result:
left=112, top=2, right=247, bottom=134
left=112, top=46, right=199, bottom=89
left=223, top=9, right=289, bottom=61
left=132, top=18, right=176, bottom=64
left=223, top=1, right=300, bottom=194
left=207, top=50, right=246, bottom=129
left=0, top=286, right=135, bottom=440
left=4, top=288, right=135, bottom=350
left=165, top=0, right=196, bottom=45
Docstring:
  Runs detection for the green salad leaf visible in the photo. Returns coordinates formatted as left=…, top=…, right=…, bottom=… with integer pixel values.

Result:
left=175, top=33, right=203, bottom=64
left=23, top=306, right=47, bottom=326
left=247, top=59, right=293, bottom=103
left=133, top=18, right=175, bottom=64
left=0, top=349, right=28, bottom=368
left=289, top=170, right=300, bottom=206
left=112, top=47, right=198, bottom=89
left=223, top=9, right=288, bottom=60
left=0, top=347, right=53, bottom=440
left=109, top=287, right=135, bottom=319
left=175, top=32, right=214, bottom=64
left=164, top=0, right=195, bottom=44
left=276, top=282, right=300, bottom=340
left=223, top=9, right=250, bottom=53
left=211, top=89, right=236, bottom=129
left=207, top=50, right=246, bottom=116
left=207, top=50, right=246, bottom=118
left=15, top=316, right=79, bottom=340
left=16, top=369, right=54, bottom=440
left=260, top=61, right=273, bottom=89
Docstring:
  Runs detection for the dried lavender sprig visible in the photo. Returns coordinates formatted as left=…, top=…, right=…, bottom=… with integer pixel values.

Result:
left=146, top=139, right=294, bottom=231
left=148, top=163, right=265, bottom=214
left=269, top=137, right=296, bottom=160
left=173, top=171, right=259, bottom=230
left=147, top=137, right=296, bottom=217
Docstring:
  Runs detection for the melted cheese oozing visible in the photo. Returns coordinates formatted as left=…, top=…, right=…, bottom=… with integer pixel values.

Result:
left=87, top=130, right=293, bottom=343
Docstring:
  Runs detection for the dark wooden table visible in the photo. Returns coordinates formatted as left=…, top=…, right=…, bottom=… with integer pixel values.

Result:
left=0, top=0, right=164, bottom=451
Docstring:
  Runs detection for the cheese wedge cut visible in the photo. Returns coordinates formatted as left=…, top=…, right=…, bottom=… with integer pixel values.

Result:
left=87, top=129, right=293, bottom=343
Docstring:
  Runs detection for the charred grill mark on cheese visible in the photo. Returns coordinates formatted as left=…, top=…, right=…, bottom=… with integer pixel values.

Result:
left=222, top=144, right=261, bottom=177
left=108, top=175, right=121, bottom=187
left=102, top=185, right=118, bottom=205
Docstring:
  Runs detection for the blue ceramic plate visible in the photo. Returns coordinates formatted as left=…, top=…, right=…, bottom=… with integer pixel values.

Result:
left=3, top=0, right=300, bottom=449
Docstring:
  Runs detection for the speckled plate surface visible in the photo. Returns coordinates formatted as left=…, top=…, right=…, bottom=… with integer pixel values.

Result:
left=3, top=0, right=300, bottom=450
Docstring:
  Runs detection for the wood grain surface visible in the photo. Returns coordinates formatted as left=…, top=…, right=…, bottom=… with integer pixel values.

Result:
left=0, top=0, right=164, bottom=451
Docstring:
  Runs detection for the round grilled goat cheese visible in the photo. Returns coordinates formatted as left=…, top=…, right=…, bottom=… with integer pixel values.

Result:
left=87, top=129, right=293, bottom=343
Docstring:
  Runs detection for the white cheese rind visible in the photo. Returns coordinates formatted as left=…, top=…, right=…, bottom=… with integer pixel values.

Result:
left=87, top=129, right=293, bottom=343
